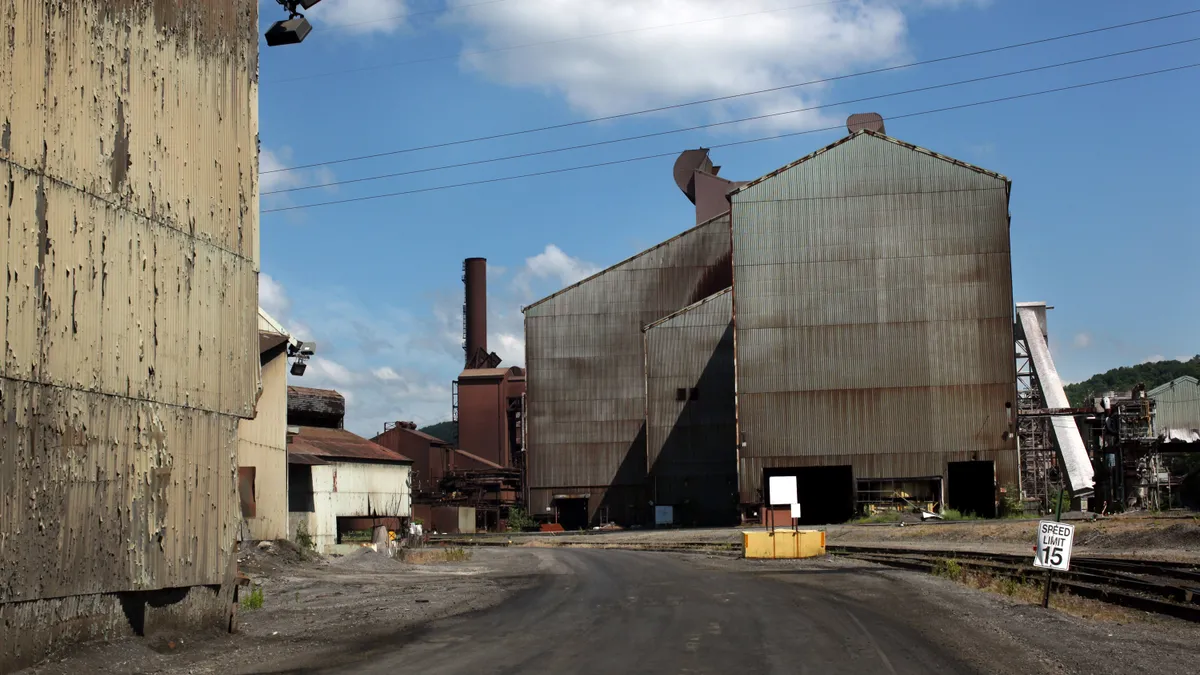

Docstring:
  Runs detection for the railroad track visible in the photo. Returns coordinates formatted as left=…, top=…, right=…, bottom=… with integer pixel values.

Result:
left=829, top=545, right=1200, bottom=622
left=431, top=537, right=742, bottom=557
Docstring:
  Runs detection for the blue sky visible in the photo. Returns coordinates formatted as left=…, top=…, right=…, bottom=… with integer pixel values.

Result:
left=256, top=0, right=1200, bottom=435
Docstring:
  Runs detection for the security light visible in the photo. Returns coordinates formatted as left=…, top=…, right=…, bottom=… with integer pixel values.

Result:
left=291, top=360, right=307, bottom=376
left=299, top=341, right=316, bottom=357
left=265, top=0, right=322, bottom=47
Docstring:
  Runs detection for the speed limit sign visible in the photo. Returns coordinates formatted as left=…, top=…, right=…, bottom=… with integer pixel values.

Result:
left=1033, top=520, right=1075, bottom=571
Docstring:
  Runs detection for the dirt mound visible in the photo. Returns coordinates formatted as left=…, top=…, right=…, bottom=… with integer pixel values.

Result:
left=238, top=539, right=323, bottom=577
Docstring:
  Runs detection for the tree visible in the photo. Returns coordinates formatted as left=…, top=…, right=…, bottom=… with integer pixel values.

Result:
left=1063, top=356, right=1200, bottom=407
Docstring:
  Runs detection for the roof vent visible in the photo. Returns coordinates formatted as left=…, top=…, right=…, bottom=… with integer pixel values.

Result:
left=847, top=112, right=885, bottom=135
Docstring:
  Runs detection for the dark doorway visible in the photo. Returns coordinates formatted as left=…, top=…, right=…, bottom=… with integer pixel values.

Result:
left=764, top=465, right=855, bottom=525
left=554, top=498, right=590, bottom=531
left=947, top=461, right=996, bottom=518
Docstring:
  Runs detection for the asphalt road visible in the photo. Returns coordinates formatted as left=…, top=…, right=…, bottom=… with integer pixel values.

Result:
left=259, top=549, right=981, bottom=675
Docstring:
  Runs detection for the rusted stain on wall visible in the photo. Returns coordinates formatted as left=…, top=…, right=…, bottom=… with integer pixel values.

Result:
left=1, top=0, right=258, bottom=669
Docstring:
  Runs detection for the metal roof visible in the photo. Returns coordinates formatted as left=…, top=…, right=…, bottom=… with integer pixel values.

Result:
left=522, top=210, right=734, bottom=313
left=643, top=286, right=733, bottom=331
left=730, top=129, right=1010, bottom=197
left=458, top=366, right=523, bottom=380
left=1149, top=375, right=1199, bottom=396
left=288, top=426, right=413, bottom=464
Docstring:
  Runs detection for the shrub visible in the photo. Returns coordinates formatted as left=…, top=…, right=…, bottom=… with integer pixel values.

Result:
left=507, top=508, right=536, bottom=532
left=932, top=558, right=964, bottom=581
left=240, top=585, right=264, bottom=611
left=295, top=521, right=316, bottom=552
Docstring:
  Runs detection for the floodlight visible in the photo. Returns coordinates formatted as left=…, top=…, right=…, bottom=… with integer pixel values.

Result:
left=291, top=360, right=307, bottom=376
left=265, top=17, right=312, bottom=46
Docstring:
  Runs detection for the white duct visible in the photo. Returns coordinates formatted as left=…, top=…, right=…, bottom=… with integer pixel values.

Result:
left=1017, top=306, right=1095, bottom=496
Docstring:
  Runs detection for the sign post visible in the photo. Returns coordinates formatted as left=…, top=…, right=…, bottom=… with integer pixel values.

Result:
left=768, top=476, right=798, bottom=535
left=1032, top=493, right=1073, bottom=608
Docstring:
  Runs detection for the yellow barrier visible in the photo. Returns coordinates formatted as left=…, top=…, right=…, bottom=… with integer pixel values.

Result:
left=742, top=529, right=826, bottom=559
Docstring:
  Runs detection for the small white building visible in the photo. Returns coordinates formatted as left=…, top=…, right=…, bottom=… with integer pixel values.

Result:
left=286, top=423, right=414, bottom=553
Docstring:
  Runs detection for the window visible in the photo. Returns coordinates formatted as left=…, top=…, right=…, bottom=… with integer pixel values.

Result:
left=288, top=464, right=316, bottom=512
left=676, top=388, right=687, bottom=401
left=689, top=387, right=699, bottom=400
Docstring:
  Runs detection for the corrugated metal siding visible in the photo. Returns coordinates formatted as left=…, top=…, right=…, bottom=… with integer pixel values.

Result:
left=1150, top=377, right=1200, bottom=432
left=524, top=214, right=733, bottom=500
left=644, top=288, right=737, bottom=525
left=0, top=0, right=258, bottom=609
left=731, top=132, right=1017, bottom=502
left=238, top=353, right=290, bottom=541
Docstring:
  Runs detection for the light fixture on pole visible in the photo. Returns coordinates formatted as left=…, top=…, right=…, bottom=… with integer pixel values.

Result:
left=265, top=0, right=322, bottom=47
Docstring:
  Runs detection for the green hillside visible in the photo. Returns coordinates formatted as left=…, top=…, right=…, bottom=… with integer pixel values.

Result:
left=1064, top=356, right=1200, bottom=406
left=420, top=420, right=458, bottom=445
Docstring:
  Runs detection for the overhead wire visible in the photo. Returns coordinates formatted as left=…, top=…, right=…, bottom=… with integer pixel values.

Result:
left=261, top=61, right=1200, bottom=213
left=261, top=7, right=1200, bottom=174
left=268, top=0, right=858, bottom=83
left=264, top=36, right=1200, bottom=195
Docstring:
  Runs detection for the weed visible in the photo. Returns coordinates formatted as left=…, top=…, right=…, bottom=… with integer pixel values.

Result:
left=295, top=521, right=316, bottom=552
left=240, top=585, right=264, bottom=611
left=506, top=508, right=536, bottom=532
left=940, top=508, right=983, bottom=521
left=851, top=511, right=904, bottom=524
left=401, top=547, right=473, bottom=564
left=444, top=547, right=471, bottom=562
left=932, top=558, right=964, bottom=581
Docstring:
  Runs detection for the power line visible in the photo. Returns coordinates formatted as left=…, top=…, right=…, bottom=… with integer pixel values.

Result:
left=269, top=0, right=856, bottom=83
left=261, top=61, right=1200, bottom=213
left=264, top=36, right=1200, bottom=195
left=262, top=8, right=1200, bottom=174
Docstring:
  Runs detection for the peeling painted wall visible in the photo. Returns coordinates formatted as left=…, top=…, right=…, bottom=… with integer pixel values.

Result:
left=290, top=462, right=412, bottom=553
left=1, top=0, right=258, bottom=667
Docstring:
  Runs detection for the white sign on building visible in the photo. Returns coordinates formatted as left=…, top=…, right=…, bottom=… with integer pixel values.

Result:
left=768, top=475, right=798, bottom=506
left=1032, top=520, right=1075, bottom=572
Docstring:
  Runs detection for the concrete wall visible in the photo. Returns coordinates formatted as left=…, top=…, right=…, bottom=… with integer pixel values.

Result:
left=0, top=1, right=259, bottom=669
left=238, top=352, right=289, bottom=541
left=295, top=462, right=412, bottom=553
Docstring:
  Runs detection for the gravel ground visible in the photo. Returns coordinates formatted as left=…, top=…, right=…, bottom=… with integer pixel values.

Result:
left=18, top=545, right=543, bottom=675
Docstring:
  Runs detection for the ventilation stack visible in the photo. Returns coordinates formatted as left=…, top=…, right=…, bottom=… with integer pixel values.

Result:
left=464, top=258, right=501, bottom=370
left=672, top=148, right=746, bottom=225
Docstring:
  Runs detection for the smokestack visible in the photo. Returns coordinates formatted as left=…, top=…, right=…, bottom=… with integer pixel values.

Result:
left=464, top=257, right=487, bottom=366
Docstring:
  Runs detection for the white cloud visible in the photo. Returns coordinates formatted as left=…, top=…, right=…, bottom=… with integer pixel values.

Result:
left=259, top=273, right=290, bottom=319
left=515, top=244, right=600, bottom=297
left=1145, top=354, right=1166, bottom=363
left=373, top=366, right=402, bottom=381
left=443, top=0, right=979, bottom=131
left=259, top=147, right=338, bottom=217
left=1072, top=332, right=1092, bottom=349
left=304, top=0, right=408, bottom=35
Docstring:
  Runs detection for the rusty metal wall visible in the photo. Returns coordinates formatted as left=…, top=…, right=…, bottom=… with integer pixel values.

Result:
left=524, top=214, right=733, bottom=522
left=644, top=288, right=737, bottom=524
left=458, top=376, right=506, bottom=467
left=464, top=257, right=487, bottom=363
left=1149, top=376, right=1200, bottom=434
left=730, top=132, right=1018, bottom=503
left=1, top=1, right=258, bottom=660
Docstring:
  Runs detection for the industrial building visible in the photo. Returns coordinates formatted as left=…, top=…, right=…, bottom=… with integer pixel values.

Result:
left=644, top=288, right=738, bottom=527
left=373, top=258, right=525, bottom=532
left=524, top=213, right=734, bottom=527
left=286, top=387, right=413, bottom=552
left=237, top=309, right=301, bottom=541
left=523, top=115, right=1034, bottom=527
left=1, top=1, right=260, bottom=669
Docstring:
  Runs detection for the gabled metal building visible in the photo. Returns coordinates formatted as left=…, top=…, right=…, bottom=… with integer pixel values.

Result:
left=644, top=287, right=738, bottom=526
left=523, top=214, right=733, bottom=527
left=730, top=129, right=1018, bottom=522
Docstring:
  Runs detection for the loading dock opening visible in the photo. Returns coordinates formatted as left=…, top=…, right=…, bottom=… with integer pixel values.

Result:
left=553, top=497, right=590, bottom=531
left=764, top=466, right=855, bottom=525
left=947, top=460, right=997, bottom=518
